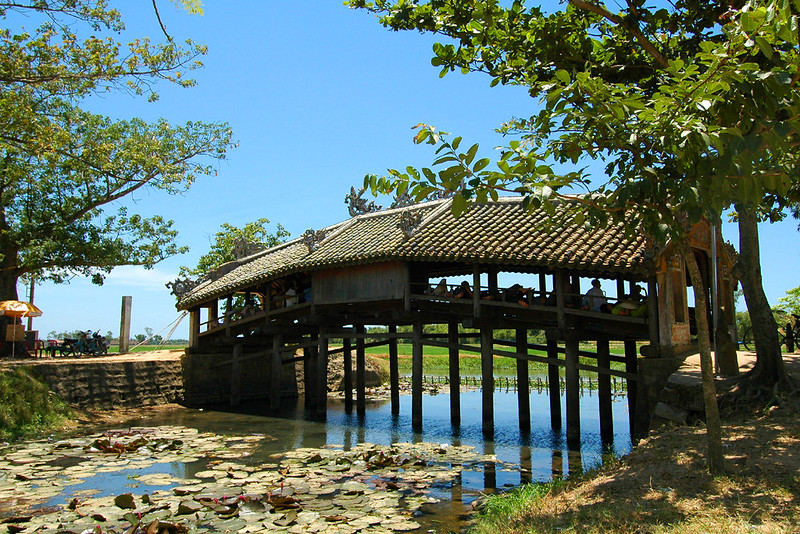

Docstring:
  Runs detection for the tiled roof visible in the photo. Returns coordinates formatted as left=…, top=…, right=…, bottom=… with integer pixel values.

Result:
left=177, top=197, right=655, bottom=309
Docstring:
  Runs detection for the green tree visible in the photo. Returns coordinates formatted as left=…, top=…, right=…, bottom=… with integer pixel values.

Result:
left=0, top=1, right=234, bottom=301
left=180, top=218, right=290, bottom=278
left=778, top=286, right=800, bottom=316
left=349, top=0, right=800, bottom=471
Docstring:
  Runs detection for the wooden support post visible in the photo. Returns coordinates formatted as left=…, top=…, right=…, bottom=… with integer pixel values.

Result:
left=119, top=296, right=133, bottom=354
left=647, top=277, right=660, bottom=357
left=547, top=337, right=561, bottom=430
left=316, top=331, right=329, bottom=419
left=186, top=307, right=198, bottom=351
left=303, top=344, right=316, bottom=414
left=356, top=325, right=366, bottom=418
left=225, top=295, right=233, bottom=337
left=597, top=339, right=613, bottom=447
left=520, top=446, right=532, bottom=484
left=343, top=337, right=353, bottom=414
left=624, top=339, right=638, bottom=436
left=481, top=327, right=494, bottom=438
left=270, top=335, right=282, bottom=413
left=473, top=265, right=481, bottom=318
left=208, top=300, right=219, bottom=328
left=412, top=323, right=423, bottom=432
left=565, top=338, right=581, bottom=448
left=555, top=270, right=567, bottom=330
left=617, top=279, right=626, bottom=300
left=389, top=325, right=400, bottom=417
left=539, top=272, right=547, bottom=300
left=516, top=328, right=530, bottom=432
left=483, top=440, right=497, bottom=492
left=231, top=342, right=243, bottom=406
left=448, top=321, right=461, bottom=426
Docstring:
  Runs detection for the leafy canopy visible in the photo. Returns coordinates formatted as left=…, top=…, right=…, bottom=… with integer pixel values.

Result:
left=0, top=0, right=234, bottom=290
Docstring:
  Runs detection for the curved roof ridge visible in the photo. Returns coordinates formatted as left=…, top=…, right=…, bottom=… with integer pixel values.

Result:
left=351, top=196, right=449, bottom=220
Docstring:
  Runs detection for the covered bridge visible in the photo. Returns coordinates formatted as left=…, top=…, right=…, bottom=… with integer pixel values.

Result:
left=175, top=196, right=738, bottom=442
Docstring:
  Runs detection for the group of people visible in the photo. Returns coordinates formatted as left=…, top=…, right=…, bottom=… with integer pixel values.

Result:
left=430, top=277, right=648, bottom=316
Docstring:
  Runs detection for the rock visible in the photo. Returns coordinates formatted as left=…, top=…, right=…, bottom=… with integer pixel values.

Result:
left=653, top=402, right=688, bottom=424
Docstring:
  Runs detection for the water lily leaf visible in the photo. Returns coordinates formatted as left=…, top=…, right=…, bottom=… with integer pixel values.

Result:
left=114, top=493, right=136, bottom=509
left=177, top=500, right=203, bottom=515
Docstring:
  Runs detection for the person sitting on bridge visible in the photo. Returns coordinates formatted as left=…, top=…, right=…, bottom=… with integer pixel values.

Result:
left=504, top=284, right=531, bottom=307
left=453, top=281, right=473, bottom=299
left=582, top=279, right=607, bottom=312
left=432, top=278, right=450, bottom=297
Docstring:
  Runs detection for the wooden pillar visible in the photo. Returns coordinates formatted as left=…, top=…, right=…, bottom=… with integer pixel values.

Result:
left=472, top=265, right=481, bottom=318
left=547, top=337, right=561, bottom=430
left=231, top=342, right=243, bottom=407
left=316, top=330, right=329, bottom=419
left=412, top=323, right=423, bottom=432
left=624, top=339, right=638, bottom=436
left=270, top=335, right=282, bottom=413
left=565, top=337, right=580, bottom=448
left=487, top=267, right=498, bottom=296
left=555, top=270, right=568, bottom=330
left=343, top=337, right=353, bottom=414
left=208, top=300, right=219, bottom=328
left=647, top=277, right=660, bottom=357
left=481, top=327, right=495, bottom=438
left=448, top=321, right=461, bottom=426
left=597, top=339, right=613, bottom=447
left=520, top=445, right=532, bottom=484
left=616, top=279, right=626, bottom=300
left=225, top=295, right=233, bottom=337
left=516, top=328, right=530, bottom=432
left=539, top=272, right=547, bottom=300
left=187, top=307, right=199, bottom=351
left=483, top=440, right=497, bottom=492
left=389, top=325, right=400, bottom=417
left=356, top=325, right=366, bottom=417
left=303, top=344, right=317, bottom=414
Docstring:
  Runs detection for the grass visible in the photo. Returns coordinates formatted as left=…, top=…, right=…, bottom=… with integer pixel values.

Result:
left=0, top=366, right=74, bottom=441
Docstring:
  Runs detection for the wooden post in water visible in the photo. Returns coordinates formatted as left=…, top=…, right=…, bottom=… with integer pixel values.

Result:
left=597, top=339, right=613, bottom=446
left=231, top=342, right=242, bottom=406
left=316, top=331, right=329, bottom=419
left=547, top=336, right=562, bottom=430
left=516, top=328, right=530, bottom=431
left=412, top=323, right=423, bottom=432
left=481, top=327, right=495, bottom=437
left=356, top=325, right=366, bottom=418
left=303, top=344, right=316, bottom=414
left=520, top=445, right=532, bottom=484
left=270, top=334, right=283, bottom=413
left=448, top=321, right=461, bottom=426
left=389, top=324, right=400, bottom=417
left=343, top=337, right=353, bottom=414
left=624, top=339, right=638, bottom=436
left=565, top=337, right=581, bottom=448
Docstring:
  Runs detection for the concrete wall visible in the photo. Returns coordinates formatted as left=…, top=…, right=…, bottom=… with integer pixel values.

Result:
left=26, top=359, right=184, bottom=409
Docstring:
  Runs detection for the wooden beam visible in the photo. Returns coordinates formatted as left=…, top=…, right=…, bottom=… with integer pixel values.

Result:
left=343, top=337, right=353, bottom=414
left=481, top=327, right=494, bottom=438
left=356, top=325, right=366, bottom=418
left=270, top=334, right=282, bottom=413
left=516, top=328, right=530, bottom=432
left=389, top=324, right=400, bottom=417
left=547, top=337, right=561, bottom=430
left=473, top=265, right=481, bottom=318
left=412, top=322, right=423, bottom=432
left=230, top=342, right=242, bottom=407
left=565, top=338, right=580, bottom=448
left=303, top=344, right=316, bottom=414
left=448, top=321, right=461, bottom=426
left=597, top=339, right=613, bottom=447
left=625, top=339, right=638, bottom=437
left=316, top=330, right=329, bottom=419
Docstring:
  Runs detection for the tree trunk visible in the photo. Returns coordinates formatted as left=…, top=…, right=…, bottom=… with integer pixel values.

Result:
left=736, top=204, right=789, bottom=388
left=680, top=243, right=726, bottom=474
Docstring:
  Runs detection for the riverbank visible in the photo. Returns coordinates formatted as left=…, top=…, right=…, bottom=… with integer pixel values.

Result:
left=472, top=355, right=800, bottom=534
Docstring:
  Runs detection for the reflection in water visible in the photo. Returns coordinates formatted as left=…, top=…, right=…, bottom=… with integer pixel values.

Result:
left=128, top=387, right=630, bottom=530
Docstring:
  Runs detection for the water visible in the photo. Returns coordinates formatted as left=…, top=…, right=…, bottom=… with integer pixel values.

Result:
left=65, top=385, right=631, bottom=531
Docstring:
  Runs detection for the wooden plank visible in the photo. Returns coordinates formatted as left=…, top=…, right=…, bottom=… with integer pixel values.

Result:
left=270, top=334, right=282, bottom=413
left=625, top=339, right=638, bottom=437
left=516, top=329, right=530, bottom=431
left=412, top=323, right=423, bottom=432
left=316, top=331, right=329, bottom=419
left=597, top=339, right=613, bottom=446
left=448, top=321, right=460, bottom=426
left=565, top=338, right=580, bottom=448
left=356, top=325, right=366, bottom=417
left=547, top=338, right=561, bottom=430
left=230, top=343, right=242, bottom=407
left=389, top=324, right=399, bottom=417
left=343, top=337, right=353, bottom=414
left=481, top=327, right=494, bottom=437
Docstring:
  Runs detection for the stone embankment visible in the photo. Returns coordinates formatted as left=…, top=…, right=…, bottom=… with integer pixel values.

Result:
left=0, top=350, right=184, bottom=409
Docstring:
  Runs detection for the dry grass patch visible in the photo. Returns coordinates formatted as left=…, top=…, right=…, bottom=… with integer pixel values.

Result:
left=473, top=405, right=800, bottom=533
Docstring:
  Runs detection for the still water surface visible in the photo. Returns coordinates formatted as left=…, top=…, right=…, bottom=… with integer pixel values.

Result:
left=54, top=385, right=631, bottom=531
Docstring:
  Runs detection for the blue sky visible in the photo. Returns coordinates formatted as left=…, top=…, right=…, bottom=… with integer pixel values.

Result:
left=29, top=1, right=800, bottom=340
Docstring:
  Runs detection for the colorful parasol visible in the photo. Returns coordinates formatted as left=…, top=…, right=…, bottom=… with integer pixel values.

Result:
left=0, top=300, right=43, bottom=318
left=0, top=300, right=42, bottom=357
